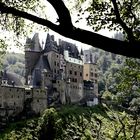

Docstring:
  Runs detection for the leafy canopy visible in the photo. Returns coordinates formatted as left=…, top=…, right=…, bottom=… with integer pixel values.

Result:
left=0, top=0, right=140, bottom=58
left=77, top=0, right=140, bottom=41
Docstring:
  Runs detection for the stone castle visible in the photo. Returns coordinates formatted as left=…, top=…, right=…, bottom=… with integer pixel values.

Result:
left=0, top=33, right=98, bottom=128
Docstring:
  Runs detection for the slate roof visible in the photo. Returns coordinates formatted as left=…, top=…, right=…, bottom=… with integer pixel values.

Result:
left=30, top=33, right=42, bottom=52
left=44, top=34, right=58, bottom=52
left=59, top=40, right=80, bottom=59
left=32, top=55, right=51, bottom=87
left=1, top=71, right=23, bottom=86
left=36, top=55, right=51, bottom=71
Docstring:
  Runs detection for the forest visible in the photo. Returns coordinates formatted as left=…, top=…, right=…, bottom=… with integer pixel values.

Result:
left=1, top=52, right=25, bottom=82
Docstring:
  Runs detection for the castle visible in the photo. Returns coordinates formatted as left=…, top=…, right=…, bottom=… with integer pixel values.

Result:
left=0, top=33, right=98, bottom=128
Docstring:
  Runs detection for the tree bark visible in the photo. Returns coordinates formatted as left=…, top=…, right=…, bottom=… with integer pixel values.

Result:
left=0, top=1, right=140, bottom=58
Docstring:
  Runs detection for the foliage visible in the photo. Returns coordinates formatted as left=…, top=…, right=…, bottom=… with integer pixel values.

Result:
left=0, top=0, right=48, bottom=50
left=1, top=0, right=48, bottom=36
left=89, top=32, right=125, bottom=93
left=77, top=0, right=140, bottom=40
left=0, top=119, right=38, bottom=140
left=102, top=91, right=112, bottom=100
left=114, top=58, right=140, bottom=112
left=0, top=39, right=7, bottom=69
left=1, top=105, right=140, bottom=140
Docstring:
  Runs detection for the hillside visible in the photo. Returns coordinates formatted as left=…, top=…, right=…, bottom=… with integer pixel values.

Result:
left=1, top=52, right=25, bottom=83
left=0, top=105, right=139, bottom=140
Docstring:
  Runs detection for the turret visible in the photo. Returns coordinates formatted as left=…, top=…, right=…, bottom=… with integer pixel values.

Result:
left=24, top=34, right=42, bottom=85
left=80, top=48, right=84, bottom=61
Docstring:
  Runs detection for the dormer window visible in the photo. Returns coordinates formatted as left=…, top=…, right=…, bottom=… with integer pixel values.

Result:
left=2, top=80, right=8, bottom=85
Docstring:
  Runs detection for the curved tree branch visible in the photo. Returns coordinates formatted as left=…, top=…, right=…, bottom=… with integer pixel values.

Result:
left=47, top=0, right=73, bottom=28
left=111, top=0, right=135, bottom=42
left=0, top=1, right=140, bottom=59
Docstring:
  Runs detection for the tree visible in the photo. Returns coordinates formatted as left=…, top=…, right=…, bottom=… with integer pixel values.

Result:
left=0, top=0, right=140, bottom=58
left=114, top=58, right=140, bottom=113
left=1, top=106, right=140, bottom=140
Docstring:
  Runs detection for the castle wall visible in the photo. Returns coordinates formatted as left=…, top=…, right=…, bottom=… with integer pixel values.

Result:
left=66, top=62, right=83, bottom=103
left=31, top=88, right=47, bottom=114
left=0, top=86, right=25, bottom=117
left=0, top=86, right=48, bottom=117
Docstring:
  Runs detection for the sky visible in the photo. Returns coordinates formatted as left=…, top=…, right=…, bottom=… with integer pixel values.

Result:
left=2, top=0, right=116, bottom=54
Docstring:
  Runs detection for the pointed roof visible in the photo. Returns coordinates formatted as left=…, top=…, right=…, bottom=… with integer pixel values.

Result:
left=31, top=33, right=42, bottom=52
left=80, top=48, right=84, bottom=55
left=36, top=55, right=51, bottom=71
left=44, top=33, right=58, bottom=52
left=32, top=55, right=51, bottom=87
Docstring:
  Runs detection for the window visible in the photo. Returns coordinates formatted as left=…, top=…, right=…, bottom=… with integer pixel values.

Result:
left=95, top=73, right=97, bottom=77
left=86, top=74, right=88, bottom=76
left=26, top=92, right=30, bottom=95
left=74, top=71, right=77, bottom=75
left=80, top=72, right=82, bottom=77
left=54, top=61, right=56, bottom=66
left=90, top=72, right=94, bottom=77
left=72, top=78, right=74, bottom=82
left=69, top=70, right=72, bottom=74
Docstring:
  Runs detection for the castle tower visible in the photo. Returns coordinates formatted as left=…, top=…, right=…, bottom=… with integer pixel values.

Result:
left=25, top=33, right=42, bottom=85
